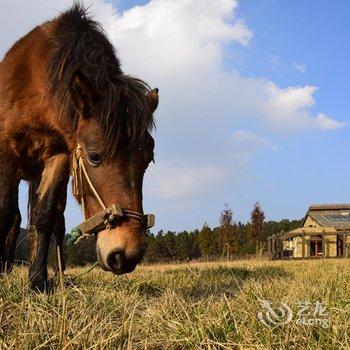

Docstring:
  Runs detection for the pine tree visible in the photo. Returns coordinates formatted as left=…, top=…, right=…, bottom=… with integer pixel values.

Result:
left=198, top=223, right=215, bottom=261
left=175, top=231, right=191, bottom=261
left=143, top=233, right=159, bottom=263
left=249, top=202, right=265, bottom=254
left=163, top=231, right=176, bottom=261
left=189, top=230, right=201, bottom=259
left=218, top=204, right=236, bottom=260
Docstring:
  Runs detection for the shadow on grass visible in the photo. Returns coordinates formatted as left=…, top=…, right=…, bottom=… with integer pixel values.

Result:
left=136, top=265, right=291, bottom=300
left=4, top=265, right=291, bottom=299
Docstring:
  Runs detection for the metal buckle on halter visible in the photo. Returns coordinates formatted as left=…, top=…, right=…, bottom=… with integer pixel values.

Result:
left=76, top=204, right=124, bottom=236
left=146, top=214, right=155, bottom=229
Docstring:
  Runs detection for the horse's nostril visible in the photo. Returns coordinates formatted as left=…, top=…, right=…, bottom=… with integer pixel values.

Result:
left=107, top=251, right=124, bottom=271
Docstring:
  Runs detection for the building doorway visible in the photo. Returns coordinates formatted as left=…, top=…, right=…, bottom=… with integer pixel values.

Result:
left=310, top=237, right=323, bottom=257
left=337, top=235, right=344, bottom=257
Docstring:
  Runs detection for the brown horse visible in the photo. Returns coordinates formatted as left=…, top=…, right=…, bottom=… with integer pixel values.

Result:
left=0, top=4, right=158, bottom=291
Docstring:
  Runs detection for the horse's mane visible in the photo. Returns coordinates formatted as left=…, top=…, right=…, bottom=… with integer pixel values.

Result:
left=47, top=3, right=154, bottom=159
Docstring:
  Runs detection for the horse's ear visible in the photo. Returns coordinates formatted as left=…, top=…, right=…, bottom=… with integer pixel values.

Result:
left=148, top=88, right=159, bottom=113
left=70, top=71, right=99, bottom=118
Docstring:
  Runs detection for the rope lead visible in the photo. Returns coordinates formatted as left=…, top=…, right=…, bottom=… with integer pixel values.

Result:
left=71, top=261, right=99, bottom=280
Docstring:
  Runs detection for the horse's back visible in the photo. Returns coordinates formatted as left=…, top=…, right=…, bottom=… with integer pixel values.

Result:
left=0, top=20, right=67, bottom=181
left=0, top=22, right=56, bottom=122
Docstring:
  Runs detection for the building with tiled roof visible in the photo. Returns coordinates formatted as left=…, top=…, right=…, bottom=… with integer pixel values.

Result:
left=268, top=205, right=350, bottom=259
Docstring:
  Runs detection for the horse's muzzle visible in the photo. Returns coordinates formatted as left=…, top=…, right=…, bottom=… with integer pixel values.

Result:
left=105, top=249, right=144, bottom=274
left=95, top=226, right=146, bottom=274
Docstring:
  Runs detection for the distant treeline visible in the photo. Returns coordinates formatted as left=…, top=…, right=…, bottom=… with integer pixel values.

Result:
left=142, top=219, right=301, bottom=263
left=14, top=203, right=302, bottom=266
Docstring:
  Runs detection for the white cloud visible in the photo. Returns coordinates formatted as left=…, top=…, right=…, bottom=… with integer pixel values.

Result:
left=261, top=83, right=343, bottom=130
left=230, top=129, right=269, bottom=148
left=99, top=0, right=252, bottom=78
left=228, top=129, right=273, bottom=164
left=88, top=0, right=342, bottom=133
left=315, top=113, right=345, bottom=130
left=145, top=161, right=226, bottom=201
left=293, top=62, right=307, bottom=73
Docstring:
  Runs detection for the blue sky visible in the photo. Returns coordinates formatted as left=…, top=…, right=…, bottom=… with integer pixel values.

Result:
left=233, top=0, right=350, bottom=220
left=1, top=0, right=349, bottom=233
left=219, top=0, right=350, bottom=221
left=237, top=0, right=349, bottom=104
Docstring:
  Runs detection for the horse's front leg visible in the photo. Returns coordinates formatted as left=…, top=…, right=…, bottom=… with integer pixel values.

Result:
left=4, top=207, right=21, bottom=273
left=0, top=155, right=18, bottom=273
left=29, top=154, right=69, bottom=291
left=54, top=189, right=67, bottom=274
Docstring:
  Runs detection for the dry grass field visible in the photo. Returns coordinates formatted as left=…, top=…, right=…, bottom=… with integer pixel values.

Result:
left=1, top=259, right=350, bottom=349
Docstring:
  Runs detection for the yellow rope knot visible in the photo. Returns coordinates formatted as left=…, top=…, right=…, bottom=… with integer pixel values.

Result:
left=75, top=144, right=82, bottom=159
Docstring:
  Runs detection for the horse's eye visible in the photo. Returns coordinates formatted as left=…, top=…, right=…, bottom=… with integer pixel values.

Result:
left=87, top=151, right=102, bottom=166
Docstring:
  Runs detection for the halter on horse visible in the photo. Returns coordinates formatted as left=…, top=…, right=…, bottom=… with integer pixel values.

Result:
left=69, top=143, right=155, bottom=245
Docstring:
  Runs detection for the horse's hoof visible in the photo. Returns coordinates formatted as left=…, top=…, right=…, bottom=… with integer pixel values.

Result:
left=30, top=278, right=50, bottom=293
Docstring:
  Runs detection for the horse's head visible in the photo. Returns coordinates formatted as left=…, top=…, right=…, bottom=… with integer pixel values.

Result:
left=71, top=73, right=159, bottom=274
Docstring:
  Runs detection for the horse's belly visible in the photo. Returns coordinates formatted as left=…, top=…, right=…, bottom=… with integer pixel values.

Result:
left=6, top=125, right=69, bottom=181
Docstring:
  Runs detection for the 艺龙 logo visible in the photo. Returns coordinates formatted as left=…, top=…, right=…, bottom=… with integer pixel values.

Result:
left=257, top=300, right=293, bottom=327
left=257, top=299, right=330, bottom=328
